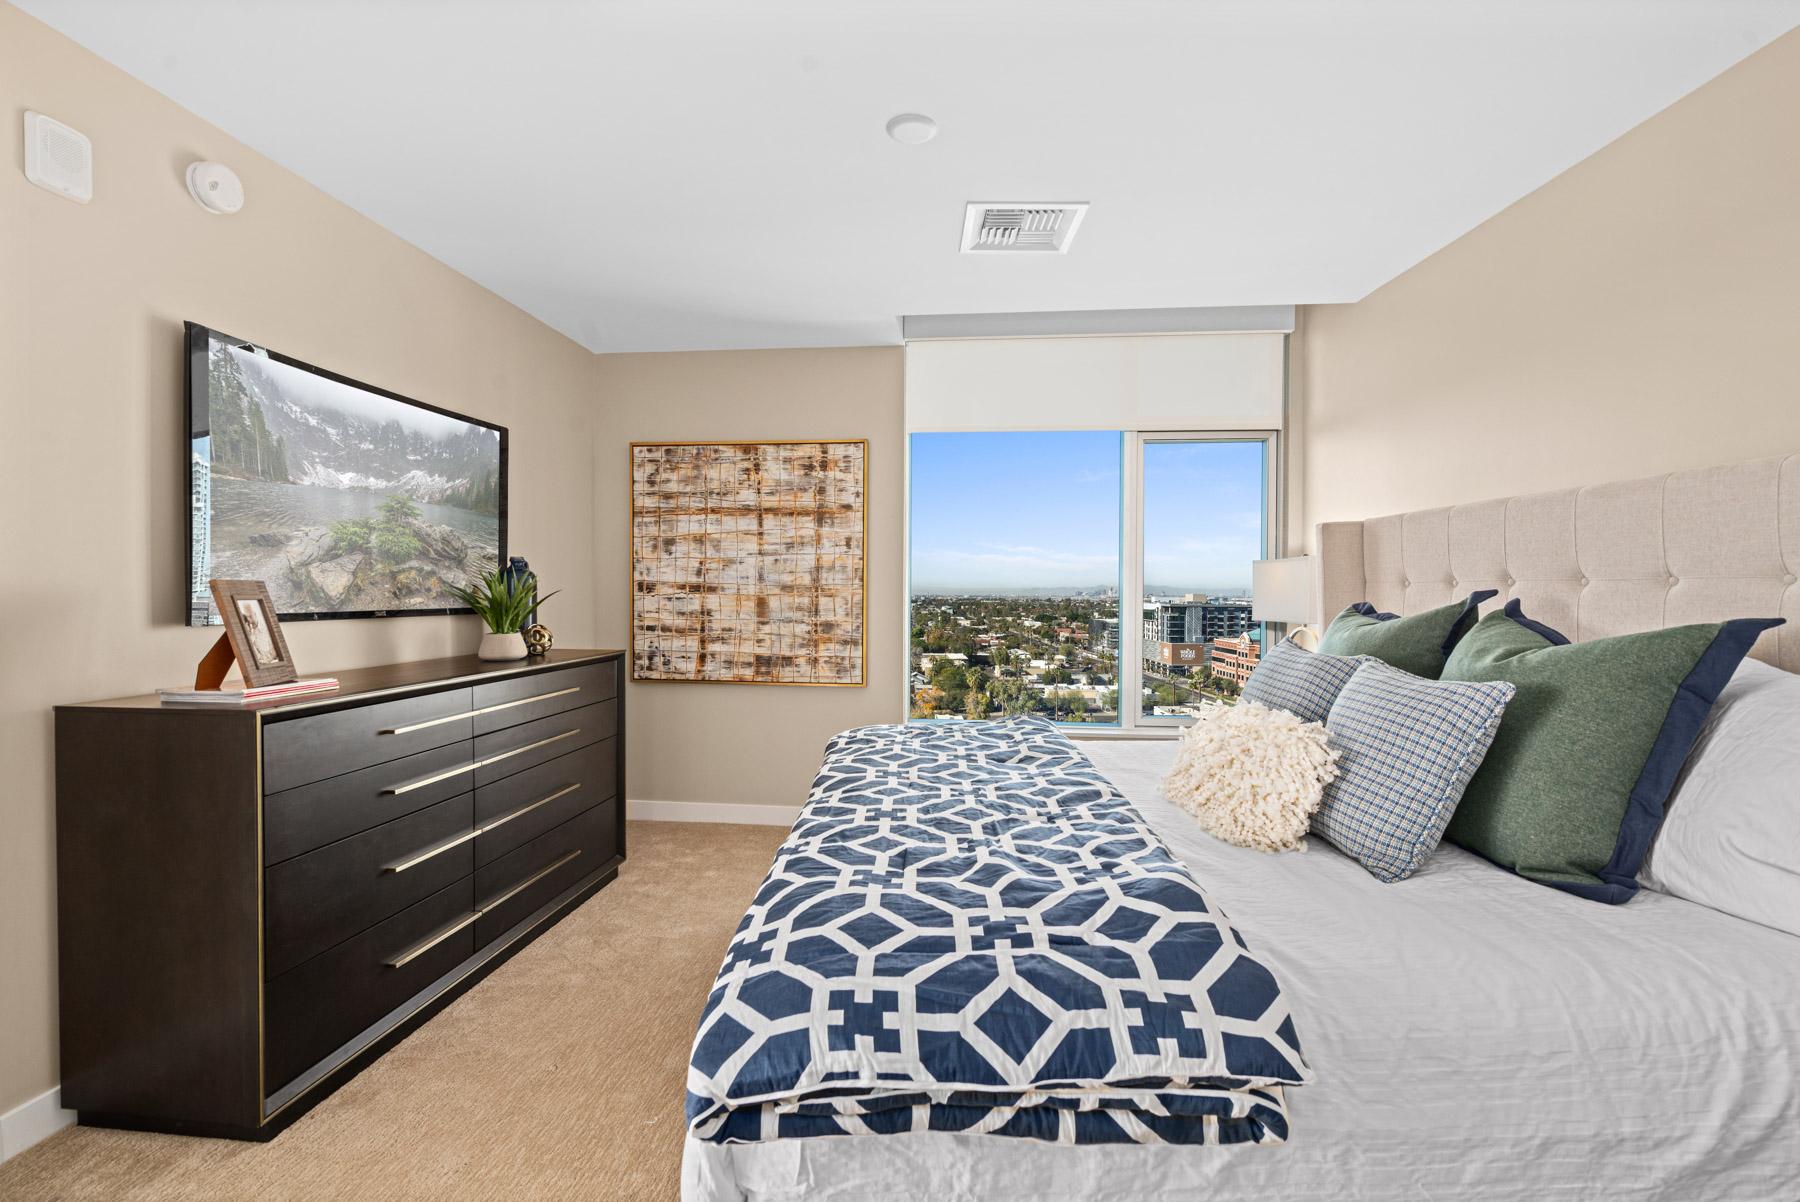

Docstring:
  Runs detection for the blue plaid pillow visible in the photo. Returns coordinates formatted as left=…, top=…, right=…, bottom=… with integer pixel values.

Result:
left=1314, top=660, right=1516, bottom=882
left=1241, top=637, right=1369, bottom=725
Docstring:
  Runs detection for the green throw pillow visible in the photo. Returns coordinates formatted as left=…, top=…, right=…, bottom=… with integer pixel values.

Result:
left=1316, top=592, right=1495, bottom=679
left=1441, top=600, right=1781, bottom=903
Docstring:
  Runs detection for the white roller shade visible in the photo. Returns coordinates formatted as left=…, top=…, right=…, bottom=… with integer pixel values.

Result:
left=904, top=333, right=1285, bottom=433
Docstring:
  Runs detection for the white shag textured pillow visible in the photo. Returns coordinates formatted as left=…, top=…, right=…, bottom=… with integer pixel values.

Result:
left=1161, top=701, right=1340, bottom=852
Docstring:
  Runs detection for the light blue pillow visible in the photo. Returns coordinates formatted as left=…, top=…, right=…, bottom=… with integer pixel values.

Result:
left=1313, top=659, right=1516, bottom=882
left=1241, top=637, right=1368, bottom=725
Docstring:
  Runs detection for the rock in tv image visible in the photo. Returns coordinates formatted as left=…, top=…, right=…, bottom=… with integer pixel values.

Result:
left=186, top=323, right=506, bottom=624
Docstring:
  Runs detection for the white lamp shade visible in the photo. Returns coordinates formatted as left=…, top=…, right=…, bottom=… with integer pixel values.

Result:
left=1252, top=556, right=1316, bottom=625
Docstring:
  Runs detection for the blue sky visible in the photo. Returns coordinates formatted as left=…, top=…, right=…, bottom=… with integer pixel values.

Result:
left=909, top=432, right=1265, bottom=594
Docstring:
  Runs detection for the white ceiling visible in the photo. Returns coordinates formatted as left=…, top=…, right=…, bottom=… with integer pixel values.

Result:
left=18, top=1, right=1800, bottom=352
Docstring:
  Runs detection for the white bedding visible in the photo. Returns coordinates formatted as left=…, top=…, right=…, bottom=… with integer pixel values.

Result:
left=684, top=738, right=1800, bottom=1201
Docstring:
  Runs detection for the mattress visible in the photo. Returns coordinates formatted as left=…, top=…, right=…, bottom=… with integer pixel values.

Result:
left=684, top=739, right=1800, bottom=1201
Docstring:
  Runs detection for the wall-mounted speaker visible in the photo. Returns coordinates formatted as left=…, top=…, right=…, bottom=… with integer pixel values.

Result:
left=24, top=111, right=93, bottom=204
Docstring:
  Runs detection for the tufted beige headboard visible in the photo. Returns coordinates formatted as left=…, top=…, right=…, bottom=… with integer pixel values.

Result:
left=1316, top=453, right=1800, bottom=674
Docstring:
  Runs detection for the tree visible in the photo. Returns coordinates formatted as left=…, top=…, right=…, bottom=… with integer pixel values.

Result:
left=991, top=678, right=1035, bottom=717
left=380, top=494, right=422, bottom=524
left=930, top=660, right=968, bottom=712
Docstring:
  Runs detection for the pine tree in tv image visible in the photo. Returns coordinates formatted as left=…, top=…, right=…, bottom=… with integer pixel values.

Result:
left=196, top=334, right=501, bottom=620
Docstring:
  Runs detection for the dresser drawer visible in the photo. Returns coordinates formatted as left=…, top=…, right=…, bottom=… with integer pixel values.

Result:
left=264, top=876, right=476, bottom=1094
left=471, top=660, right=616, bottom=737
left=474, top=802, right=617, bottom=949
left=474, top=737, right=617, bottom=868
left=472, top=701, right=614, bottom=788
left=265, top=793, right=475, bottom=978
left=264, top=740, right=478, bottom=865
left=263, top=688, right=473, bottom=794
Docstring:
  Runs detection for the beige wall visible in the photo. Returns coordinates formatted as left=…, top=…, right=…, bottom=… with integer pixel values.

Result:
left=1295, top=28, right=1800, bottom=542
left=1, top=5, right=598, bottom=1117
left=592, top=348, right=905, bottom=808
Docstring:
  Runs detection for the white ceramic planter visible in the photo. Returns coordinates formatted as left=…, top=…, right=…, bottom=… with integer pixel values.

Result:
left=478, top=630, right=528, bottom=661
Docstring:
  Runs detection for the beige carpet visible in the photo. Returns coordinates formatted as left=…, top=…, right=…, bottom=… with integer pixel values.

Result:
left=0, top=820, right=787, bottom=1201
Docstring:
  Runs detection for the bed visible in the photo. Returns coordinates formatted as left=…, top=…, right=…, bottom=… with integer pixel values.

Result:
left=684, top=454, right=1800, bottom=1200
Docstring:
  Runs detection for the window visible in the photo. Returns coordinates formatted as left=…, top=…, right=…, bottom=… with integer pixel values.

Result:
left=1136, top=437, right=1270, bottom=724
left=908, top=430, right=1273, bottom=730
left=908, top=432, right=1122, bottom=724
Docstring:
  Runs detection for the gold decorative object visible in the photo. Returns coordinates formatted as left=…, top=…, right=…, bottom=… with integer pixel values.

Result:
left=630, top=440, right=866, bottom=685
left=524, top=623, right=554, bottom=656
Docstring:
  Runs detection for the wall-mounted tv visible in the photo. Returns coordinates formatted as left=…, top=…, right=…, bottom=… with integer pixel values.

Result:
left=186, top=322, right=507, bottom=625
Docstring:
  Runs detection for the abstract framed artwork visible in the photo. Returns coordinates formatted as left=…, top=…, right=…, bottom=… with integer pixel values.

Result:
left=630, top=439, right=867, bottom=685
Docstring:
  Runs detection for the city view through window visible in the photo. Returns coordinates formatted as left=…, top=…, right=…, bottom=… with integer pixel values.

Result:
left=1139, top=438, right=1267, bottom=719
left=909, top=432, right=1268, bottom=726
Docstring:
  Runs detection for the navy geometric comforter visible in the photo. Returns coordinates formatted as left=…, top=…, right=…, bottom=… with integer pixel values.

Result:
left=685, top=717, right=1311, bottom=1146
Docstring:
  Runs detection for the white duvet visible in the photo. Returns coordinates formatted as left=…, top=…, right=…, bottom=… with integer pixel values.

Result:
left=685, top=739, right=1800, bottom=1201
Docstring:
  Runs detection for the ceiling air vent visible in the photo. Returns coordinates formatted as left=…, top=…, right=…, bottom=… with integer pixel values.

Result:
left=960, top=202, right=1088, bottom=254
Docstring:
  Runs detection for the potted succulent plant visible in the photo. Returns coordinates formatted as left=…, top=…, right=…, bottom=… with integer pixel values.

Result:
left=448, top=568, right=560, bottom=661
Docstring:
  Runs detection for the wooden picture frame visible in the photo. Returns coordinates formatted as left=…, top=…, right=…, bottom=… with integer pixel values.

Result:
left=202, top=579, right=299, bottom=688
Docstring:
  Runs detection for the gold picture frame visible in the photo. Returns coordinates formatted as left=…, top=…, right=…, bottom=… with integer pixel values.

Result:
left=629, top=439, right=867, bottom=686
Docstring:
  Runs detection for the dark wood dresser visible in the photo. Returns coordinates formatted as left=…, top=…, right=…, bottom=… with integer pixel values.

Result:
left=54, top=649, right=626, bottom=1140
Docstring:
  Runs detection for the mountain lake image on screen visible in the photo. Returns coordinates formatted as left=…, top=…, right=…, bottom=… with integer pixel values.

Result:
left=186, top=323, right=506, bottom=624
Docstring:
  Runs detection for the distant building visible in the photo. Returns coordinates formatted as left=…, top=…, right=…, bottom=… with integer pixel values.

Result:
left=1211, top=633, right=1261, bottom=687
left=189, top=447, right=212, bottom=622
left=1147, top=594, right=1256, bottom=645
left=1088, top=616, right=1118, bottom=651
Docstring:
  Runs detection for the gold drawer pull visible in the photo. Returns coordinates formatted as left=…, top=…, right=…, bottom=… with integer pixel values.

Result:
left=470, top=686, right=582, bottom=721
left=479, top=728, right=581, bottom=768
left=383, top=827, right=480, bottom=874
left=478, top=849, right=581, bottom=913
left=379, top=686, right=583, bottom=736
left=385, top=911, right=480, bottom=968
left=480, top=783, right=580, bottom=835
left=386, top=848, right=583, bottom=968
left=382, top=759, right=481, bottom=797
left=380, top=729, right=580, bottom=796
left=377, top=710, right=471, bottom=737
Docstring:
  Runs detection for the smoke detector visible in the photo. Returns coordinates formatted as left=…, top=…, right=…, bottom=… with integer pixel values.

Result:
left=960, top=202, right=1088, bottom=254
left=186, top=161, right=245, bottom=215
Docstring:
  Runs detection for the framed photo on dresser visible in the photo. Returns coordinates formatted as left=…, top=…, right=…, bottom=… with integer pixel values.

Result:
left=209, top=578, right=298, bottom=687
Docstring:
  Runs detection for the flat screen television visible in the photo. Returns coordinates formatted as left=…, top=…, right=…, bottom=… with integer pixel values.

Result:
left=186, top=322, right=507, bottom=625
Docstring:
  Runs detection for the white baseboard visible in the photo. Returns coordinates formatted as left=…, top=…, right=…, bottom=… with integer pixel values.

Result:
left=627, top=798, right=800, bottom=827
left=0, top=1086, right=74, bottom=1163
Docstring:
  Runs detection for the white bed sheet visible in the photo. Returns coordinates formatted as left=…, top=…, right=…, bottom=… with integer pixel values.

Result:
left=684, top=739, right=1800, bottom=1201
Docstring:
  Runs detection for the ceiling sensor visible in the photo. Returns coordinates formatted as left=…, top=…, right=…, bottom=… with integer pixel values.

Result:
left=186, top=161, right=245, bottom=214
left=886, top=113, right=938, bottom=145
left=961, top=202, right=1088, bottom=254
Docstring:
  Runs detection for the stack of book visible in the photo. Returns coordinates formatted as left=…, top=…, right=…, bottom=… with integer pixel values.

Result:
left=158, top=678, right=340, bottom=705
